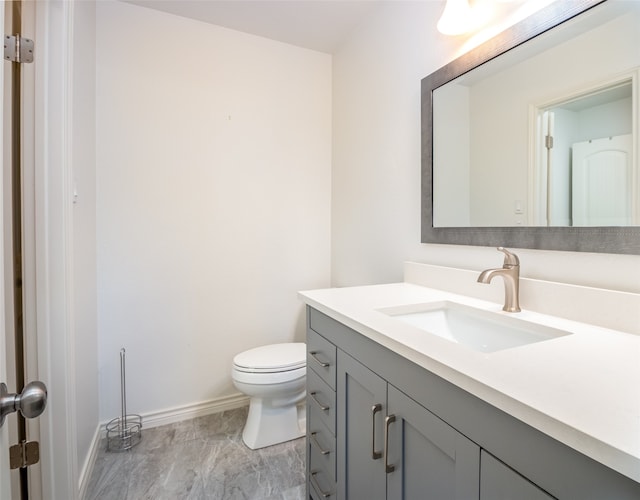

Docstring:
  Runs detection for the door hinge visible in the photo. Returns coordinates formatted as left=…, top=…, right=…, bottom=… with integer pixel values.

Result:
left=9, top=441, right=40, bottom=469
left=4, top=35, right=34, bottom=64
left=545, top=134, right=554, bottom=150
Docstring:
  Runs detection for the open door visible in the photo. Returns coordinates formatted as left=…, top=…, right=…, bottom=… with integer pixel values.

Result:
left=1, top=3, right=10, bottom=496
left=1, top=1, right=47, bottom=498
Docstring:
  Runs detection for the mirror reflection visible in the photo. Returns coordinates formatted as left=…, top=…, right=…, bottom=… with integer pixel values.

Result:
left=432, top=1, right=640, bottom=228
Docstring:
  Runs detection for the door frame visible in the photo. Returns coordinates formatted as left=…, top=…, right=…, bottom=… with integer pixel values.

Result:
left=33, top=1, right=78, bottom=498
left=528, top=70, right=639, bottom=227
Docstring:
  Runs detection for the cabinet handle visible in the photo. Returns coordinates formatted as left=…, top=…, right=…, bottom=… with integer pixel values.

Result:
left=310, top=470, right=332, bottom=498
left=371, top=403, right=383, bottom=459
left=310, top=431, right=331, bottom=455
left=384, top=414, right=396, bottom=473
left=309, top=391, right=330, bottom=412
left=309, top=351, right=330, bottom=368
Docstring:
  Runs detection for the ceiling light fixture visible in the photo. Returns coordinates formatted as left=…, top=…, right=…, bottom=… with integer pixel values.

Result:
left=437, top=0, right=473, bottom=36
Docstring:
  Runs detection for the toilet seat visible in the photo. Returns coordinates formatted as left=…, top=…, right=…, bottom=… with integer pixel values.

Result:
left=232, top=365, right=305, bottom=385
left=233, top=343, right=306, bottom=373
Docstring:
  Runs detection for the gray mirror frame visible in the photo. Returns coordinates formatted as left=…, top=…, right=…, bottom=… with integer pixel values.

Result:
left=421, top=0, right=640, bottom=254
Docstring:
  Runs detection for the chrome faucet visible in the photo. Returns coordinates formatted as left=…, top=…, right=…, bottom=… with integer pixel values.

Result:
left=477, top=247, right=521, bottom=312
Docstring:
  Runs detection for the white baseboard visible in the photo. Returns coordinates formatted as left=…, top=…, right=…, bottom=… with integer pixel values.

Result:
left=79, top=393, right=249, bottom=498
left=139, top=393, right=249, bottom=430
left=78, top=425, right=101, bottom=500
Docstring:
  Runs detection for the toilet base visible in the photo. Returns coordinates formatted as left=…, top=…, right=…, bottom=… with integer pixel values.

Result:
left=242, top=399, right=305, bottom=450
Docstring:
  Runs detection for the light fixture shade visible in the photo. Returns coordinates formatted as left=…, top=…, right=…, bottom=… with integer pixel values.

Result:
left=437, top=0, right=472, bottom=35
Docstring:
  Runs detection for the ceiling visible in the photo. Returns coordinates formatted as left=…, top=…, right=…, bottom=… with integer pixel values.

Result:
left=123, top=0, right=399, bottom=54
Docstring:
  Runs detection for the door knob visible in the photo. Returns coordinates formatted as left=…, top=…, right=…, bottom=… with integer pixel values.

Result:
left=0, top=381, right=48, bottom=428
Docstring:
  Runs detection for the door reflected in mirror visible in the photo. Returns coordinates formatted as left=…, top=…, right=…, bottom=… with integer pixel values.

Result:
left=533, top=80, right=634, bottom=227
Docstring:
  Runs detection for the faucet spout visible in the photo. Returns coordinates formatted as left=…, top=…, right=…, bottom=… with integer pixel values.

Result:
left=477, top=268, right=507, bottom=283
left=477, top=248, right=521, bottom=312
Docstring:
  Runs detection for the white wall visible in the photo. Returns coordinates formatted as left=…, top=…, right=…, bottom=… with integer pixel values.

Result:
left=331, top=2, right=640, bottom=294
left=332, top=2, right=459, bottom=286
left=96, top=1, right=331, bottom=420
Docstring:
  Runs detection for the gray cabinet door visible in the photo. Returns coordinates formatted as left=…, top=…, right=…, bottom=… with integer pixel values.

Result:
left=386, top=385, right=480, bottom=500
left=337, top=350, right=387, bottom=500
left=480, top=450, right=555, bottom=500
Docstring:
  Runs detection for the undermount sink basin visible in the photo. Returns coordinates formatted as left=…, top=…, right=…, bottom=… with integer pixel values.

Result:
left=380, top=301, right=571, bottom=353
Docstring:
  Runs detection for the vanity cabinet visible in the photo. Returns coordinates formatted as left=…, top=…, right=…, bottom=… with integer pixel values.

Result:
left=306, top=306, right=640, bottom=500
left=337, top=349, right=479, bottom=499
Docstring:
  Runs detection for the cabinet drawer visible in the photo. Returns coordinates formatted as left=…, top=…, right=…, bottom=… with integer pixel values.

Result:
left=310, top=445, right=336, bottom=499
left=307, top=329, right=337, bottom=390
left=309, top=404, right=336, bottom=482
left=307, top=367, right=336, bottom=435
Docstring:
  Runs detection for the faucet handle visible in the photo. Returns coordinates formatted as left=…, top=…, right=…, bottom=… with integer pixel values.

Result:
left=497, top=247, right=519, bottom=267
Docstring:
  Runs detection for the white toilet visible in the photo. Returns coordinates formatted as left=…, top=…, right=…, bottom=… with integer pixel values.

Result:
left=232, top=342, right=306, bottom=449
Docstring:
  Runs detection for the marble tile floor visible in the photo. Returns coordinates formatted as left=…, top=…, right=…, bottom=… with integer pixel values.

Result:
left=85, top=407, right=306, bottom=500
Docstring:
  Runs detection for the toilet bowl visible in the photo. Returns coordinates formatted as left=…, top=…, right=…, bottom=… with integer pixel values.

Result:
left=232, top=342, right=306, bottom=449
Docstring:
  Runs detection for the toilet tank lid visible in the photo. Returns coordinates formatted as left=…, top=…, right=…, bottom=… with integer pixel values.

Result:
left=233, top=342, right=306, bottom=371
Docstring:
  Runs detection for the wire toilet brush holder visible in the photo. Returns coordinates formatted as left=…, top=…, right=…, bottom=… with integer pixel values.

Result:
left=106, top=348, right=142, bottom=452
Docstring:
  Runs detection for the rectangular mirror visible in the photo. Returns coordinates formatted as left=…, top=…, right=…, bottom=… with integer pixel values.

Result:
left=422, top=0, right=640, bottom=253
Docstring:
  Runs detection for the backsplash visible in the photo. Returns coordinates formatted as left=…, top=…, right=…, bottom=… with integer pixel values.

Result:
left=405, top=262, right=640, bottom=336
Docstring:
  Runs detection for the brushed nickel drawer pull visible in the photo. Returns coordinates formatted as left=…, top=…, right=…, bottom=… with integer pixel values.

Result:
left=310, top=431, right=331, bottom=455
left=384, top=414, right=396, bottom=474
left=309, top=351, right=330, bottom=368
left=309, top=391, right=330, bottom=412
left=310, top=470, right=332, bottom=498
left=371, top=403, right=382, bottom=460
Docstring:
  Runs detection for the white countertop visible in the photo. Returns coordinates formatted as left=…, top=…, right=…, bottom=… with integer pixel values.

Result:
left=299, top=282, right=640, bottom=483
